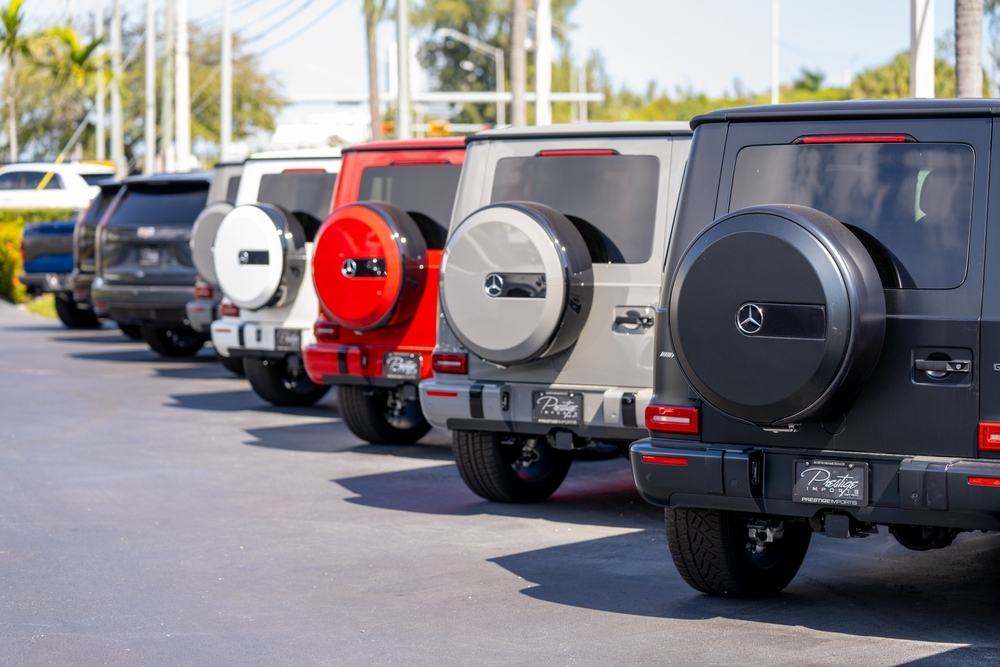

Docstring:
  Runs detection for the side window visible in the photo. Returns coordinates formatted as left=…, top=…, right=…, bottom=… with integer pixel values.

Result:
left=0, top=172, right=64, bottom=190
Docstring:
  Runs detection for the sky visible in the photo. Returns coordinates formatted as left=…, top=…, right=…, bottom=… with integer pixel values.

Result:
left=22, top=0, right=992, bottom=106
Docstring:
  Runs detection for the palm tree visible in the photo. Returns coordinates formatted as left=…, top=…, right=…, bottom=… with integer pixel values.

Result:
left=43, top=25, right=104, bottom=89
left=0, top=0, right=31, bottom=162
left=956, top=0, right=984, bottom=97
left=364, top=0, right=389, bottom=140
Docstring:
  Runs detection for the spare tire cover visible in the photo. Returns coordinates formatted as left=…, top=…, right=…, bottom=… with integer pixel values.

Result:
left=441, top=202, right=593, bottom=366
left=669, top=205, right=885, bottom=426
left=214, top=203, right=306, bottom=311
left=312, top=202, right=427, bottom=331
left=190, top=201, right=234, bottom=287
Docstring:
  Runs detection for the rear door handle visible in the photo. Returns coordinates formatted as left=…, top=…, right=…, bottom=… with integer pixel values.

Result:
left=915, top=359, right=971, bottom=373
left=614, top=313, right=654, bottom=327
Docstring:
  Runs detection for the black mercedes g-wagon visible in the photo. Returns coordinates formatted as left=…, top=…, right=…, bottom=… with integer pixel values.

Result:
left=631, top=100, right=1000, bottom=597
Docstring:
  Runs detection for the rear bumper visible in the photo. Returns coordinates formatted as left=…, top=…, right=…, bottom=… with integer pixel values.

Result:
left=303, top=342, right=430, bottom=389
left=19, top=272, right=72, bottom=292
left=419, top=378, right=650, bottom=443
left=92, top=284, right=194, bottom=326
left=211, top=318, right=314, bottom=359
left=630, top=438, right=1000, bottom=532
left=71, top=272, right=94, bottom=305
left=185, top=298, right=219, bottom=333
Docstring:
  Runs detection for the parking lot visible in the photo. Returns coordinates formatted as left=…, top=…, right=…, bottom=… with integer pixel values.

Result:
left=1, top=301, right=998, bottom=666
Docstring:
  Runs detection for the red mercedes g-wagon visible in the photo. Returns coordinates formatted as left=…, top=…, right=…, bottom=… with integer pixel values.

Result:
left=305, top=138, right=466, bottom=443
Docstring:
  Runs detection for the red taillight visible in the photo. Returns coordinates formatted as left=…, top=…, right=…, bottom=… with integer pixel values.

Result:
left=641, top=455, right=689, bottom=466
left=219, top=303, right=240, bottom=317
left=314, top=321, right=340, bottom=341
left=537, top=149, right=619, bottom=157
left=426, top=389, right=459, bottom=398
left=798, top=134, right=910, bottom=144
left=645, top=405, right=700, bottom=435
left=390, top=159, right=450, bottom=165
left=968, top=476, right=1000, bottom=487
left=432, top=353, right=468, bottom=374
left=282, top=168, right=325, bottom=173
left=193, top=285, right=213, bottom=299
left=978, top=422, right=1000, bottom=452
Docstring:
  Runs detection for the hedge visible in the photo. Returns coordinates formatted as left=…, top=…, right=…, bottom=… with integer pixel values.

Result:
left=0, top=209, right=75, bottom=303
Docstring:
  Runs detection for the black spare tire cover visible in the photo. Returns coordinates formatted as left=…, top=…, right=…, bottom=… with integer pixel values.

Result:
left=190, top=201, right=235, bottom=288
left=669, top=205, right=885, bottom=426
left=441, top=202, right=593, bottom=366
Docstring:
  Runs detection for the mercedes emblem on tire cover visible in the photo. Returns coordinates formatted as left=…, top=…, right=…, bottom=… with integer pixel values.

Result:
left=484, top=273, right=504, bottom=298
left=736, top=303, right=763, bottom=335
left=342, top=258, right=358, bottom=277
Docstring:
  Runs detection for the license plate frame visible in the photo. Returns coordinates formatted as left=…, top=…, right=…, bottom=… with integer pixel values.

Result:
left=793, top=459, right=869, bottom=508
left=274, top=328, right=302, bottom=352
left=138, top=247, right=161, bottom=266
left=531, top=391, right=583, bottom=425
left=383, top=352, right=421, bottom=380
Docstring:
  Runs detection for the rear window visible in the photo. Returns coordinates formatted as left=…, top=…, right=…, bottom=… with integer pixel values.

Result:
left=109, top=187, right=208, bottom=227
left=81, top=173, right=115, bottom=186
left=225, top=175, right=241, bottom=203
left=730, top=142, right=975, bottom=289
left=490, top=154, right=660, bottom=263
left=85, top=189, right=118, bottom=223
left=257, top=172, right=338, bottom=220
left=358, top=163, right=463, bottom=237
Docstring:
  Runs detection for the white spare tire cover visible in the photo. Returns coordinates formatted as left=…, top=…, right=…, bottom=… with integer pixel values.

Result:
left=214, top=203, right=307, bottom=311
left=189, top=201, right=234, bottom=287
left=441, top=202, right=593, bottom=365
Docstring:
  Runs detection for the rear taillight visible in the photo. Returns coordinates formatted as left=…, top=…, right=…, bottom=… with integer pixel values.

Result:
left=640, top=455, right=689, bottom=466
left=193, top=285, right=213, bottom=299
left=797, top=134, right=911, bottom=144
left=219, top=303, right=240, bottom=317
left=968, top=476, right=1000, bottom=487
left=432, top=353, right=468, bottom=374
left=314, top=321, right=340, bottom=342
left=645, top=405, right=700, bottom=435
left=537, top=149, right=619, bottom=157
left=978, top=422, right=1000, bottom=452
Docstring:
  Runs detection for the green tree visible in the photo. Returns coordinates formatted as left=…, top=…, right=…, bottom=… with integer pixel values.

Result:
left=0, top=0, right=32, bottom=161
left=848, top=51, right=960, bottom=99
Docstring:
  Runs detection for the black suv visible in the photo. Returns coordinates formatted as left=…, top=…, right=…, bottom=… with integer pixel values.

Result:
left=631, top=100, right=1000, bottom=598
left=92, top=173, right=212, bottom=356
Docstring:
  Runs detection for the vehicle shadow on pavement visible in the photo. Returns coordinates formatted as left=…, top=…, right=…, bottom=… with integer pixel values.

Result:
left=488, top=528, right=1000, bottom=661
left=154, top=365, right=239, bottom=380
left=48, top=332, right=138, bottom=344
left=70, top=349, right=219, bottom=363
left=168, top=389, right=339, bottom=416
left=333, top=455, right=662, bottom=530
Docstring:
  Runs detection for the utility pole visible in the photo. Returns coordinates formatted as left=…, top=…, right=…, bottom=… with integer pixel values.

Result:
left=110, top=0, right=125, bottom=177
left=397, top=0, right=410, bottom=139
left=910, top=0, right=934, bottom=98
left=175, top=0, right=191, bottom=170
left=771, top=0, right=779, bottom=104
left=534, top=0, right=551, bottom=126
left=95, top=0, right=105, bottom=161
left=956, top=0, right=984, bottom=98
left=578, top=67, right=587, bottom=122
left=220, top=0, right=233, bottom=160
left=510, top=0, right=527, bottom=126
left=162, top=0, right=175, bottom=171
left=143, top=0, right=156, bottom=174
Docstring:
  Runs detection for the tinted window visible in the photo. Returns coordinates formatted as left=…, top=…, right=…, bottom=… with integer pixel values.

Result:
left=81, top=173, right=115, bottom=186
left=109, top=187, right=209, bottom=227
left=491, top=155, right=660, bottom=263
left=0, top=171, right=63, bottom=189
left=225, top=175, right=241, bottom=203
left=85, top=189, right=119, bottom=223
left=257, top=172, right=337, bottom=220
left=730, top=143, right=974, bottom=289
left=358, top=164, right=462, bottom=230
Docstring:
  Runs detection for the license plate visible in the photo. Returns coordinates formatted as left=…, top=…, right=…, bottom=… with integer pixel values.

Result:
left=531, top=391, right=583, bottom=425
left=793, top=459, right=869, bottom=508
left=383, top=352, right=421, bottom=380
left=138, top=247, right=161, bottom=266
left=274, top=328, right=302, bottom=351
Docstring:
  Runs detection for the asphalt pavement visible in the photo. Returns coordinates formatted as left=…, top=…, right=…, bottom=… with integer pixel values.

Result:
left=1, top=301, right=999, bottom=666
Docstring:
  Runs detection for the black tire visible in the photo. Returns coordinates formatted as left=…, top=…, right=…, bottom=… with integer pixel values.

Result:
left=118, top=323, right=143, bottom=340
left=665, top=508, right=812, bottom=598
left=244, top=356, right=329, bottom=406
left=54, top=293, right=100, bottom=329
left=141, top=325, right=205, bottom=357
left=452, top=430, right=573, bottom=503
left=217, top=353, right=246, bottom=376
left=338, top=385, right=431, bottom=445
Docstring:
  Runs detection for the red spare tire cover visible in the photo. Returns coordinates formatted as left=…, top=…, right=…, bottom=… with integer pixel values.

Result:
left=313, top=202, right=428, bottom=331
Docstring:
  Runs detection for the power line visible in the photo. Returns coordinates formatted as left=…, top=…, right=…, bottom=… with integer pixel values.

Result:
left=258, top=0, right=348, bottom=55
left=242, top=0, right=318, bottom=44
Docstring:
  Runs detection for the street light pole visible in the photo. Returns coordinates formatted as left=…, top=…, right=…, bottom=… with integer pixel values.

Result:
left=771, top=0, right=779, bottom=104
left=436, top=28, right=505, bottom=127
left=175, top=0, right=191, bottom=170
left=535, top=0, right=551, bottom=125
left=95, top=0, right=105, bottom=161
left=397, top=0, right=410, bottom=139
left=143, top=0, right=156, bottom=174
left=221, top=0, right=233, bottom=160
left=110, top=0, right=124, bottom=176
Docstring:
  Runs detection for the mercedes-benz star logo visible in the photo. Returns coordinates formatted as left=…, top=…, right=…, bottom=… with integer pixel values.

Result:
left=484, top=273, right=504, bottom=298
left=736, top=303, right=763, bottom=336
left=342, top=258, right=358, bottom=277
left=238, top=250, right=249, bottom=265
